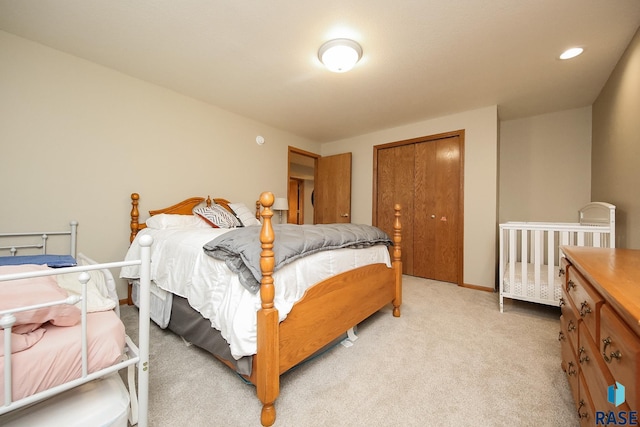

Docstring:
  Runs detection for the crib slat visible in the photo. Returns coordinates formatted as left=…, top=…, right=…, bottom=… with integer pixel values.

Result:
left=534, top=230, right=542, bottom=298
left=593, top=232, right=602, bottom=248
left=560, top=231, right=569, bottom=246
left=547, top=230, right=555, bottom=300
left=509, top=229, right=516, bottom=289
left=499, top=227, right=505, bottom=312
left=521, top=229, right=528, bottom=293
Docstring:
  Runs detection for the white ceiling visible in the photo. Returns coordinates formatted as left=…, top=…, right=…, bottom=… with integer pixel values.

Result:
left=1, top=1, right=639, bottom=143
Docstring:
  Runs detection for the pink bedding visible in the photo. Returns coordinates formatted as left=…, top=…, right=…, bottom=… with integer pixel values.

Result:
left=0, top=310, right=125, bottom=403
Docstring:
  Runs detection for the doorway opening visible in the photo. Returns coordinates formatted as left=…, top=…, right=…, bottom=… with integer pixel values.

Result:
left=288, top=147, right=318, bottom=224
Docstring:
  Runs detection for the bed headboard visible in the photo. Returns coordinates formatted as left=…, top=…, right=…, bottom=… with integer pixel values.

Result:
left=579, top=202, right=616, bottom=247
left=579, top=202, right=616, bottom=226
left=129, top=193, right=237, bottom=243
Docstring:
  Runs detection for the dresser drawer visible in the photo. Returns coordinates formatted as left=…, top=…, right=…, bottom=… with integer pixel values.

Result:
left=579, top=323, right=616, bottom=413
left=578, top=372, right=595, bottom=427
left=561, top=330, right=580, bottom=406
left=560, top=257, right=570, bottom=289
left=567, top=268, right=604, bottom=343
left=560, top=308, right=579, bottom=356
left=601, top=304, right=640, bottom=412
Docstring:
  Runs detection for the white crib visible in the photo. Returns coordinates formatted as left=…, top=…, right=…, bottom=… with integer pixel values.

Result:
left=498, top=202, right=615, bottom=312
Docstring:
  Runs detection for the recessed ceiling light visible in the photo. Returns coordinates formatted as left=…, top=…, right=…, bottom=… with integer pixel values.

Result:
left=559, top=47, right=584, bottom=60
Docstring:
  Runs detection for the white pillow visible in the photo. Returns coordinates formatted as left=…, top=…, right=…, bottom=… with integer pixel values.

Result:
left=229, top=202, right=261, bottom=227
left=145, top=213, right=210, bottom=229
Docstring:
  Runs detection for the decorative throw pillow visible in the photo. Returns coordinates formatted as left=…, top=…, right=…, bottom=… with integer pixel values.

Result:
left=193, top=205, right=241, bottom=228
left=229, top=202, right=261, bottom=227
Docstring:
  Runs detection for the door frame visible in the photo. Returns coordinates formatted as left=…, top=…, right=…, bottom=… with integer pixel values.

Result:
left=372, top=129, right=465, bottom=286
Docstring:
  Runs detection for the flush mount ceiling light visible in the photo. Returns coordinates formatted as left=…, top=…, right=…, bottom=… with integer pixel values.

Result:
left=318, top=38, right=363, bottom=73
left=559, top=47, right=584, bottom=60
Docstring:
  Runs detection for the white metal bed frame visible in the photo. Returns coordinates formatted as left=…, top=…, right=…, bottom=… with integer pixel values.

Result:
left=0, top=233, right=152, bottom=426
left=498, top=202, right=616, bottom=312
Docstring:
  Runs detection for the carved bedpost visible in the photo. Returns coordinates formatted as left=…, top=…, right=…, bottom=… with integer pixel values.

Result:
left=130, top=193, right=141, bottom=244
left=255, top=200, right=261, bottom=220
left=392, top=204, right=402, bottom=317
left=256, top=191, right=279, bottom=426
left=206, top=196, right=213, bottom=207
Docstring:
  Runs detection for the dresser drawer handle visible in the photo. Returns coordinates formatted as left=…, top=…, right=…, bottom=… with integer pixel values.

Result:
left=559, top=297, right=565, bottom=307
left=568, top=320, right=576, bottom=332
left=568, top=280, right=576, bottom=290
left=567, top=361, right=577, bottom=376
left=558, top=331, right=565, bottom=341
left=579, top=301, right=592, bottom=317
left=578, top=346, right=590, bottom=364
left=602, top=337, right=623, bottom=363
left=559, top=267, right=565, bottom=277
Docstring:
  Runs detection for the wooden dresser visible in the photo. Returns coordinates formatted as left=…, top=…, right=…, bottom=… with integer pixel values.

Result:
left=559, top=246, right=640, bottom=425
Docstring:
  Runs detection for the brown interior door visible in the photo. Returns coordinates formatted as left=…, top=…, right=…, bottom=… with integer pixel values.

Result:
left=315, top=153, right=352, bottom=224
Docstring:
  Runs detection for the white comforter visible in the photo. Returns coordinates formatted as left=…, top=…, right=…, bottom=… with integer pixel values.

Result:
left=121, top=226, right=391, bottom=359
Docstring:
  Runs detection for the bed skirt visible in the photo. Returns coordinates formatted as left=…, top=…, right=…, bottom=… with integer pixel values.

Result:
left=168, top=295, right=254, bottom=376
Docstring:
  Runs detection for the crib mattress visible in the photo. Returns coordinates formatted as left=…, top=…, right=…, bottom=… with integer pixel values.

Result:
left=0, top=310, right=125, bottom=403
left=502, top=262, right=563, bottom=302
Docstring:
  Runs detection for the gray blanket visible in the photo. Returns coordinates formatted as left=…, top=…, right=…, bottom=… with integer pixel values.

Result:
left=203, top=223, right=392, bottom=293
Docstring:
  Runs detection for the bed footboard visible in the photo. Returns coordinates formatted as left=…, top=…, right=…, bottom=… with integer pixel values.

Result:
left=254, top=192, right=402, bottom=427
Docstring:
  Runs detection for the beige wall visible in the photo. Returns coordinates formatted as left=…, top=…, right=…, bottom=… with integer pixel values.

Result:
left=592, top=27, right=640, bottom=249
left=0, top=31, right=319, bottom=297
left=321, top=106, right=499, bottom=290
left=499, top=107, right=592, bottom=223
left=5, top=24, right=630, bottom=297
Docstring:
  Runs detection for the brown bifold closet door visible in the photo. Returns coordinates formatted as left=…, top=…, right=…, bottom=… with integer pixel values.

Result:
left=374, top=131, right=463, bottom=285
left=375, top=143, right=416, bottom=274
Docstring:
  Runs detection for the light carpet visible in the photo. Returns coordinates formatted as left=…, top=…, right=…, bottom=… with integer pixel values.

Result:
left=120, top=275, right=577, bottom=427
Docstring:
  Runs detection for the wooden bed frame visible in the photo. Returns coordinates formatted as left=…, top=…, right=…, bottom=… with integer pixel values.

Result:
left=128, top=191, right=402, bottom=426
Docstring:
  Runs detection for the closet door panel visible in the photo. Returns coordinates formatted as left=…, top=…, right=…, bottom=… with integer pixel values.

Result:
left=376, top=144, right=415, bottom=274
left=414, top=141, right=436, bottom=278
left=434, top=136, right=461, bottom=283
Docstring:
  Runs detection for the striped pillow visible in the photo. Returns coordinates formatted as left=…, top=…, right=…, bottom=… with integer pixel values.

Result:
left=193, top=205, right=241, bottom=228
